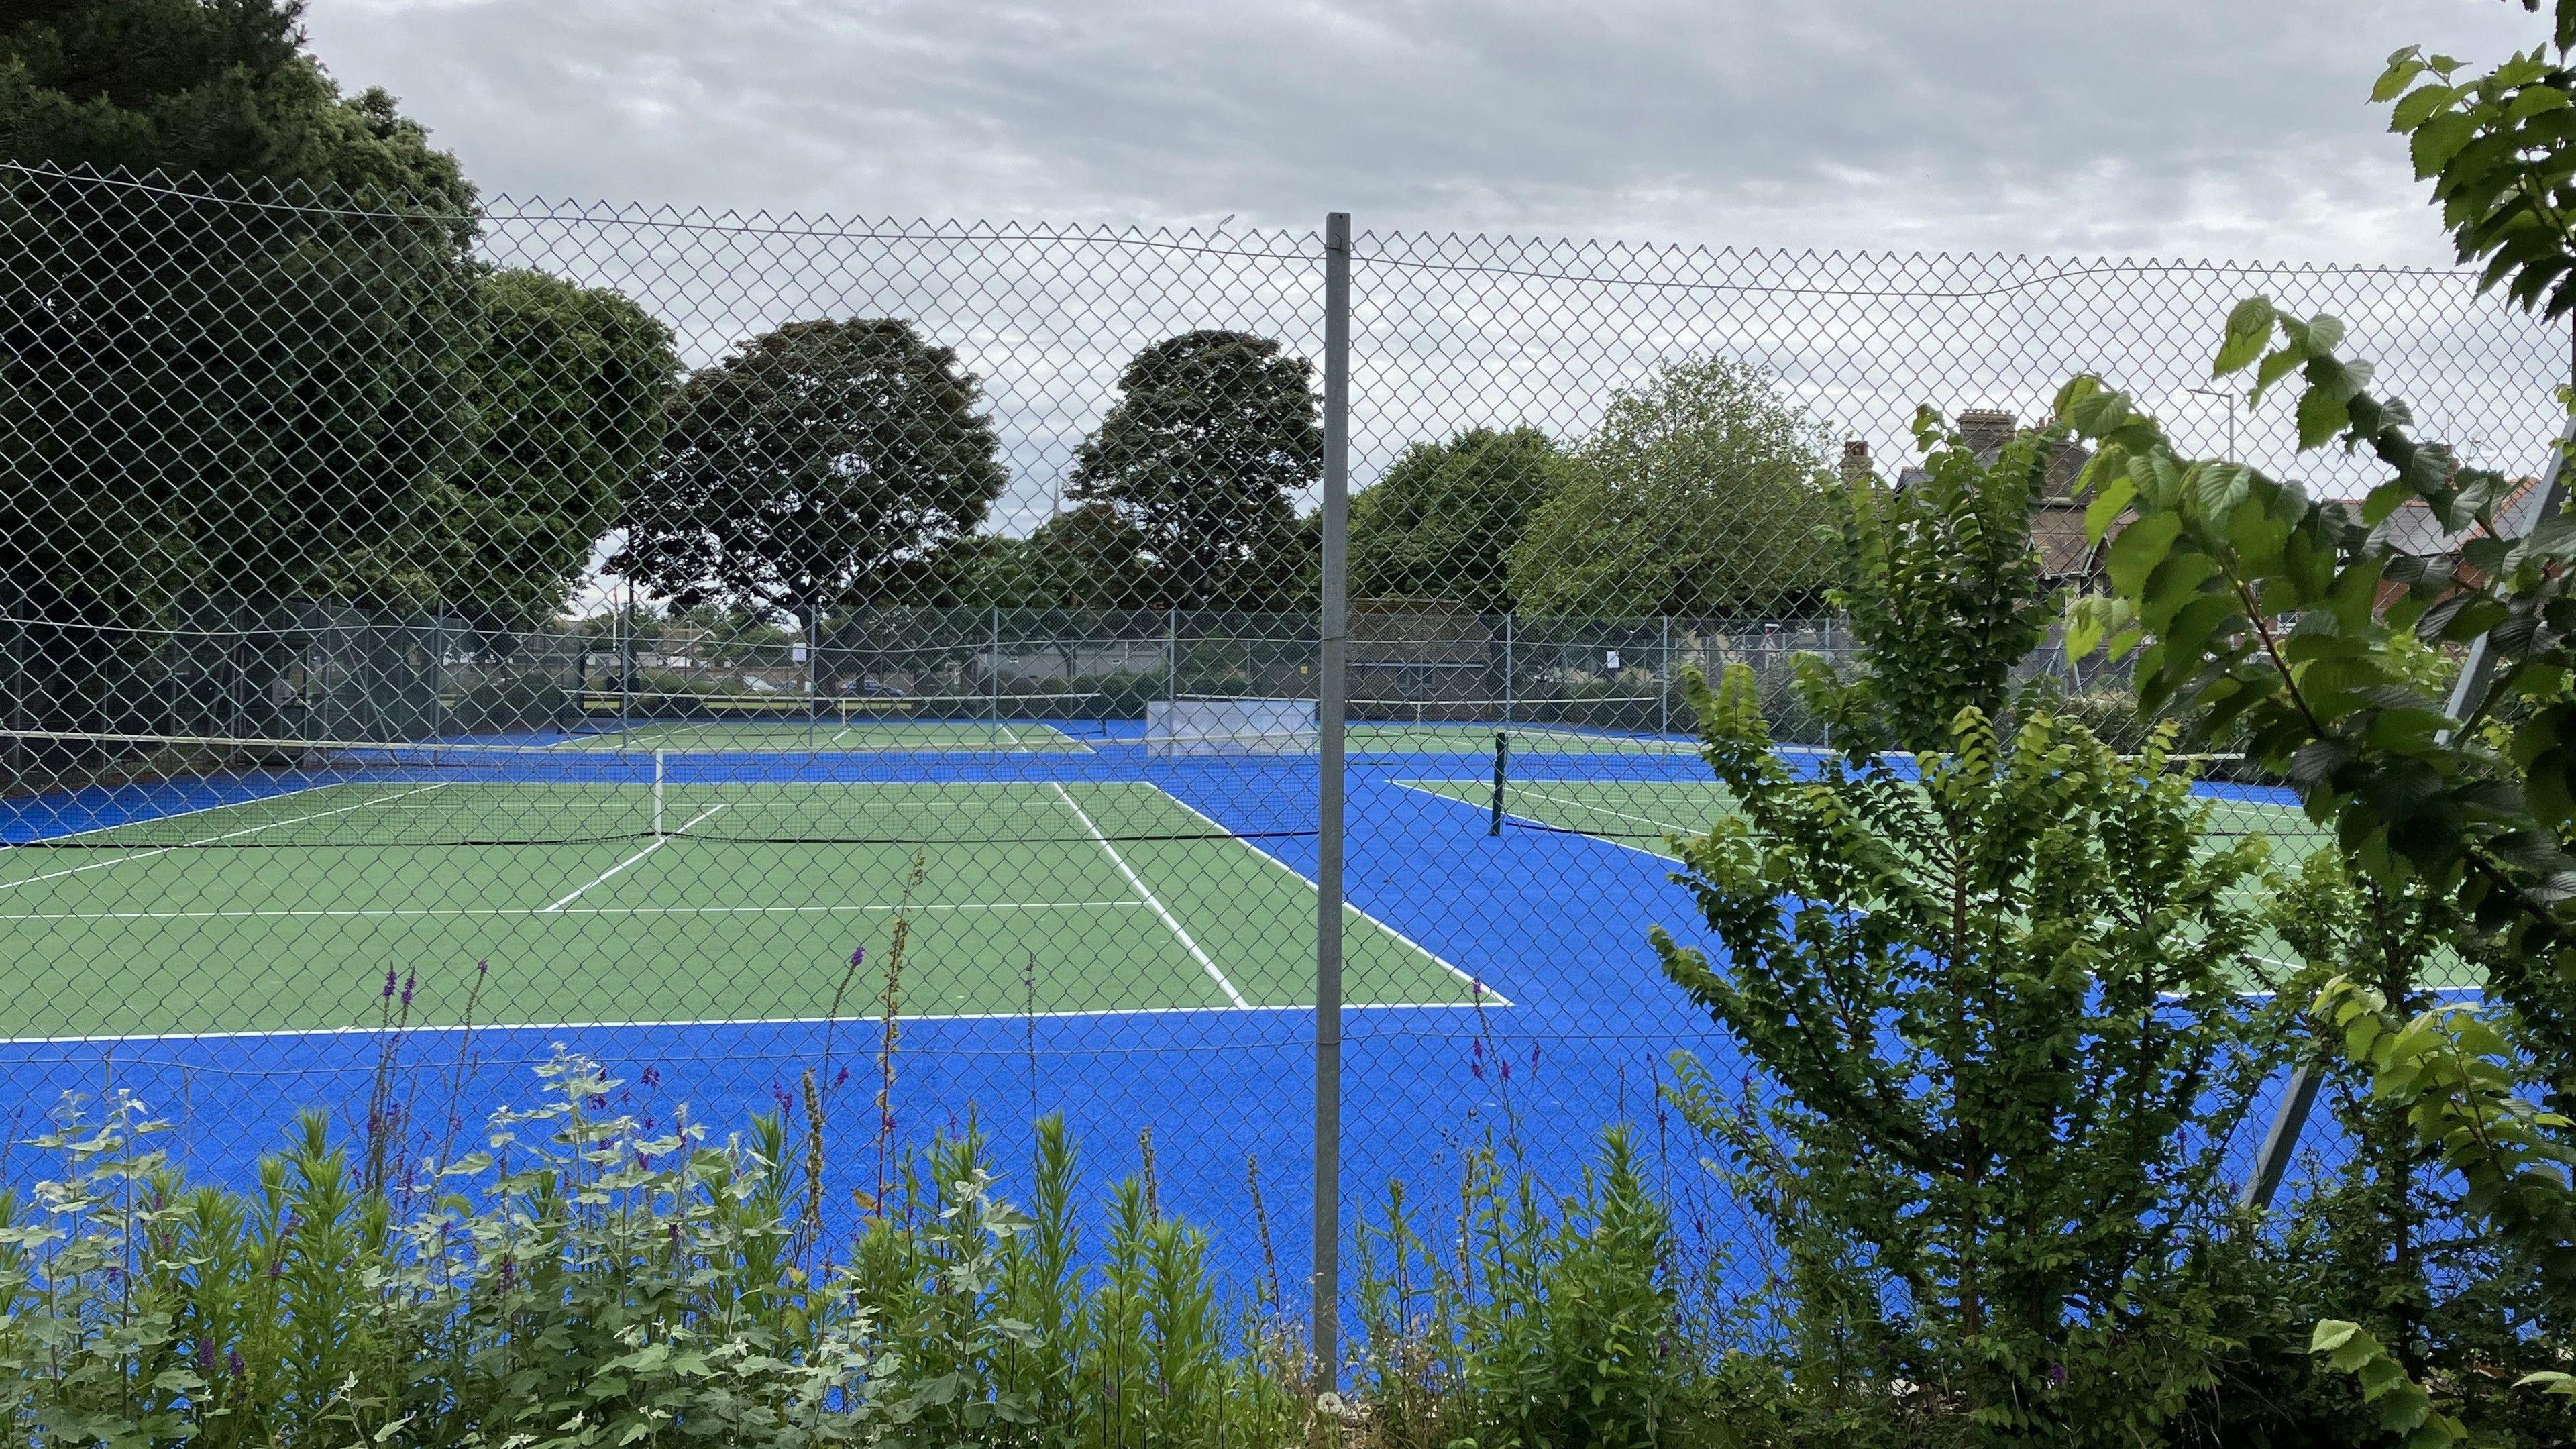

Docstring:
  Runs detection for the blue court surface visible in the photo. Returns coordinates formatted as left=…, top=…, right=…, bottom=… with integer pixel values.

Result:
left=0, top=719, right=2385, bottom=1301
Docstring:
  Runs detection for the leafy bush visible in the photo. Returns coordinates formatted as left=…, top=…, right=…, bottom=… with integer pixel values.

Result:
left=1349, top=1127, right=1725, bottom=1449
left=449, top=669, right=573, bottom=731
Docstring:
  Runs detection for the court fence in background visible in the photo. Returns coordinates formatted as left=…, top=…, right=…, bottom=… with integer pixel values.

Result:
left=1, top=162, right=2561, bottom=1378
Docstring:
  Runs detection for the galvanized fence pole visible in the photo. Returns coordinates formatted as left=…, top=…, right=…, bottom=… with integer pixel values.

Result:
left=1313, top=210, right=1352, bottom=1393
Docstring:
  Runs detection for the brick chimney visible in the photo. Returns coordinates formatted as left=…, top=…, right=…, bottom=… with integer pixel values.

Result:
left=1956, top=409, right=2016, bottom=460
left=1839, top=439, right=1873, bottom=486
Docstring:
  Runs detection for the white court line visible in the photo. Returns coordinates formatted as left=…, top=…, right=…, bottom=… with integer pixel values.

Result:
left=1142, top=783, right=1509, bottom=1005
left=1047, top=781, right=1248, bottom=1009
left=2, top=900, right=1145, bottom=922
left=1506, top=784, right=1704, bottom=839
left=539, top=804, right=726, bottom=912
left=0, top=783, right=455, bottom=892
left=1393, top=780, right=1676, bottom=865
left=0, top=997, right=1498, bottom=1049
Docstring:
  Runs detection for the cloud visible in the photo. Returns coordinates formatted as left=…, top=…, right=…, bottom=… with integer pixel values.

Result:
left=303, top=0, right=2539, bottom=261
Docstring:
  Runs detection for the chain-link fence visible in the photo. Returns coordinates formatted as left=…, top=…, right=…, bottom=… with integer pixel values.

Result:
left=1, top=163, right=2561, bottom=1355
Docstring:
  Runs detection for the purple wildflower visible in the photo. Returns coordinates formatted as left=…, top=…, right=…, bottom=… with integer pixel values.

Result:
left=381, top=967, right=398, bottom=1000
left=640, top=1066, right=661, bottom=1088
left=833, top=1066, right=849, bottom=1088
left=850, top=945, right=866, bottom=969
left=193, top=1338, right=217, bottom=1376
left=227, top=1348, right=245, bottom=1383
left=400, top=971, right=415, bottom=1008
left=476, top=958, right=489, bottom=977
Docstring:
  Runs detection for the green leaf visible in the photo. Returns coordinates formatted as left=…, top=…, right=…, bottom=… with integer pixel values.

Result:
left=2106, top=512, right=2183, bottom=598
left=2372, top=49, right=2428, bottom=104
left=2214, top=299, right=2277, bottom=377
left=2298, top=384, right=2355, bottom=449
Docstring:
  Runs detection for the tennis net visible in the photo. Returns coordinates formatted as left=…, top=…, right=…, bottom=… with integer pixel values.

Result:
left=1, top=729, right=1313, bottom=849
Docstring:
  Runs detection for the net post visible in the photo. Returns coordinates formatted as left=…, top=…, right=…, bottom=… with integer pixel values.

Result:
left=653, top=748, right=665, bottom=840
left=1312, top=208, right=1351, bottom=1397
left=1490, top=731, right=1507, bottom=835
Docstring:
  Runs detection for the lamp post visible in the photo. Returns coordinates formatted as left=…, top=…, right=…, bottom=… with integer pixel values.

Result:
left=2184, top=386, right=2238, bottom=458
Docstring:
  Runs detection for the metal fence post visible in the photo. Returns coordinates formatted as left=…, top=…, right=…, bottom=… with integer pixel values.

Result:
left=2237, top=410, right=2576, bottom=1210
left=1659, top=615, right=1671, bottom=737
left=1313, top=209, right=1351, bottom=1394
left=1503, top=613, right=1513, bottom=725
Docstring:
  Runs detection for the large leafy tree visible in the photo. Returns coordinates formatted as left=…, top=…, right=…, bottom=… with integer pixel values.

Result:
left=0, top=0, right=484, bottom=752
left=1509, top=356, right=1836, bottom=620
left=432, top=270, right=677, bottom=632
left=1350, top=426, right=1565, bottom=612
left=0, top=0, right=472, bottom=194
left=1656, top=417, right=2270, bottom=1444
left=1022, top=500, right=1154, bottom=611
left=614, top=318, right=1008, bottom=643
left=2050, top=2, right=2576, bottom=1434
left=1068, top=331, right=1319, bottom=610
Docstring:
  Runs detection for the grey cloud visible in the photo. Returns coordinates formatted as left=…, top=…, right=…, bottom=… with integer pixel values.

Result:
left=306, top=0, right=2540, bottom=260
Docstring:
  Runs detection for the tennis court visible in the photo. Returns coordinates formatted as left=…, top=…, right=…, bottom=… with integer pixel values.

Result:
left=1388, top=746, right=2476, bottom=989
left=0, top=749, right=1489, bottom=1040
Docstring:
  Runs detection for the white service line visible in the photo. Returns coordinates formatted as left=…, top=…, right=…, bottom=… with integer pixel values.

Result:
left=539, top=803, right=726, bottom=912
left=1391, top=781, right=1676, bottom=865
left=3, top=900, right=1144, bottom=922
left=1047, top=781, right=1248, bottom=1009
left=0, top=782, right=455, bottom=892
left=2, top=996, right=1502, bottom=1048
left=1143, top=783, right=1507, bottom=1004
left=1505, top=784, right=1703, bottom=837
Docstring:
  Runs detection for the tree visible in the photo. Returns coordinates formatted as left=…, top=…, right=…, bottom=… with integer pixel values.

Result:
left=1509, top=357, right=1836, bottom=620
left=1, top=0, right=473, bottom=197
left=430, top=270, right=677, bottom=631
left=0, top=0, right=483, bottom=753
left=2048, top=9, right=2576, bottom=1432
left=1656, top=418, right=2271, bottom=1444
left=1067, top=331, right=1319, bottom=610
left=1350, top=427, right=1565, bottom=613
left=1023, top=501, right=1154, bottom=611
left=614, top=317, right=1008, bottom=643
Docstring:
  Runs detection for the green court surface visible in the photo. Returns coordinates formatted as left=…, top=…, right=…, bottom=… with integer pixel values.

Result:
left=1403, top=773, right=2470, bottom=989
left=1401, top=775, right=1737, bottom=847
left=1352, top=724, right=1694, bottom=755
left=553, top=719, right=1098, bottom=753
left=0, top=781, right=1480, bottom=1040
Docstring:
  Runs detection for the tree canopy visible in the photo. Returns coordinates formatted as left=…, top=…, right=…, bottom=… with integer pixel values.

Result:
left=1, top=0, right=473, bottom=201
left=1068, top=331, right=1319, bottom=610
left=1350, top=427, right=1566, bottom=613
left=1509, top=357, right=1836, bottom=620
left=614, top=317, right=1008, bottom=636
left=433, top=270, right=678, bottom=631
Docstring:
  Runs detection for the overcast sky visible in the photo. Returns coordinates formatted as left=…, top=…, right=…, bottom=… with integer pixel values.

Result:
left=299, top=0, right=2541, bottom=264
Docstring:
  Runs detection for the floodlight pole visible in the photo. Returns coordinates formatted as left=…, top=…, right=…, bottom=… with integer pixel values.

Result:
left=2237, top=410, right=2576, bottom=1211
left=1313, top=210, right=1351, bottom=1395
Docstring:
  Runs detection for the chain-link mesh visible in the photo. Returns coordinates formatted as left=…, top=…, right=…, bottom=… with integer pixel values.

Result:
left=1, top=164, right=2560, bottom=1334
